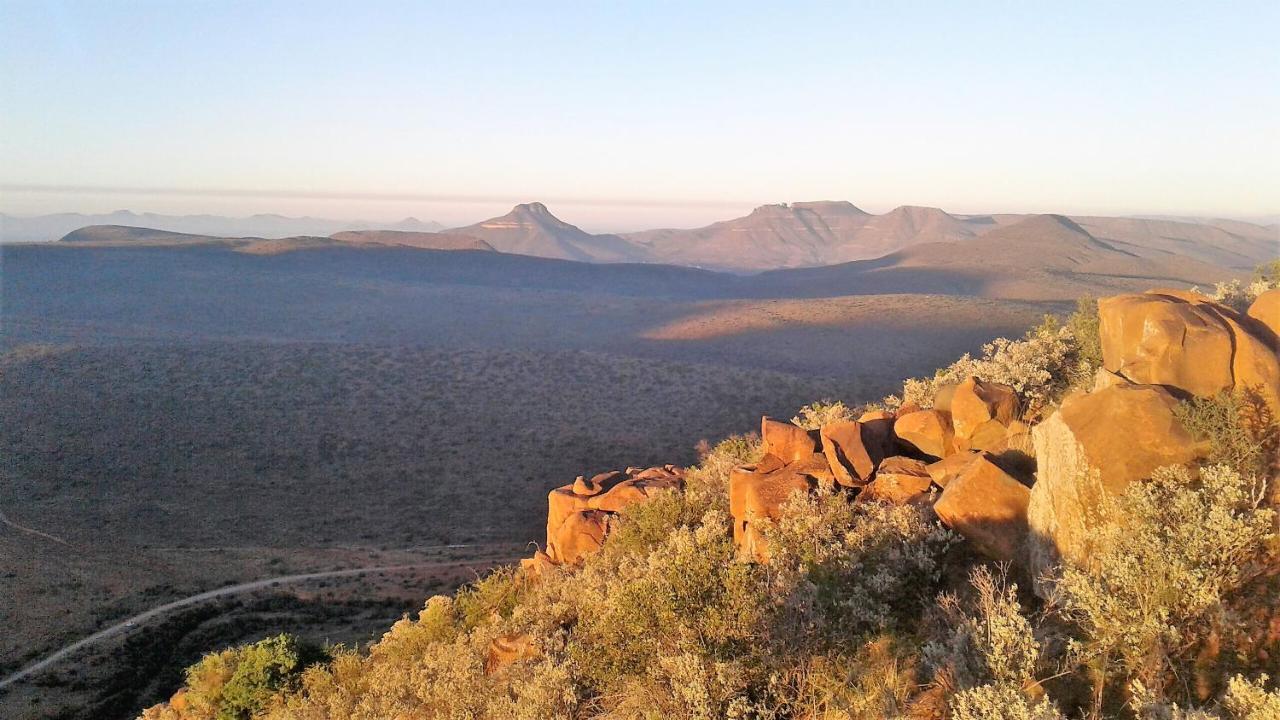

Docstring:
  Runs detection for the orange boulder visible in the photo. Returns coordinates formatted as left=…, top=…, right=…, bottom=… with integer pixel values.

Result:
left=729, top=460, right=819, bottom=562
left=860, top=456, right=933, bottom=505
left=761, top=416, right=820, bottom=463
left=820, top=420, right=886, bottom=486
left=547, top=509, right=610, bottom=565
left=894, top=409, right=955, bottom=459
left=951, top=377, right=1019, bottom=439
left=1248, top=289, right=1280, bottom=341
left=926, top=450, right=983, bottom=488
left=934, top=453, right=1030, bottom=562
left=1028, top=383, right=1205, bottom=582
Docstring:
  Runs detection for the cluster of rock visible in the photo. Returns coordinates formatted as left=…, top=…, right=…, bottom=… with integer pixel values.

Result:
left=730, top=377, right=1035, bottom=563
left=1029, top=288, right=1280, bottom=582
left=522, top=288, right=1279, bottom=584
left=519, top=465, right=684, bottom=575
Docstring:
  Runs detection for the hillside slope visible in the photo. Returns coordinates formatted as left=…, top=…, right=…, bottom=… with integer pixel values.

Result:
left=749, top=214, right=1232, bottom=301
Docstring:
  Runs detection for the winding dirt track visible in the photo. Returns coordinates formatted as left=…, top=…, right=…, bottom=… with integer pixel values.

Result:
left=0, top=557, right=485, bottom=692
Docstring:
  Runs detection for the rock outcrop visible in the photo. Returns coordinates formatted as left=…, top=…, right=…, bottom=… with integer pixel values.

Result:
left=1248, top=289, right=1280, bottom=340
left=934, top=454, right=1031, bottom=562
left=532, top=465, right=684, bottom=572
left=1099, top=290, right=1280, bottom=412
left=1027, top=375, right=1205, bottom=581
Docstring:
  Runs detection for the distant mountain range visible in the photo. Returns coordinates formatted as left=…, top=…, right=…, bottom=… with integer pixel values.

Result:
left=0, top=210, right=445, bottom=244
left=15, top=201, right=1277, bottom=272
left=445, top=202, right=1275, bottom=272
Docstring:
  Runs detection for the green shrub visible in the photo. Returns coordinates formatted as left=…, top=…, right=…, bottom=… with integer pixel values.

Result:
left=791, top=400, right=854, bottom=430
left=764, top=490, right=956, bottom=638
left=1133, top=674, right=1280, bottom=719
left=897, top=320, right=1085, bottom=420
left=183, top=634, right=326, bottom=720
left=1052, top=465, right=1275, bottom=707
left=1175, top=391, right=1278, bottom=481
left=1066, top=297, right=1103, bottom=381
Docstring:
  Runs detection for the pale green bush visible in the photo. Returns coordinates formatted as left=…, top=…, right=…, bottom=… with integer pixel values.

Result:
left=764, top=490, right=956, bottom=637
left=180, top=634, right=325, bottom=720
left=1053, top=464, right=1275, bottom=704
left=791, top=400, right=854, bottom=430
left=1194, top=261, right=1280, bottom=313
left=897, top=321, right=1086, bottom=419
left=949, top=684, right=1066, bottom=720
left=1133, top=674, right=1280, bottom=719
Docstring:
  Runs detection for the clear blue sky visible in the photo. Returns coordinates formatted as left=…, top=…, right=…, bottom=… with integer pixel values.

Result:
left=2, top=1, right=1277, bottom=229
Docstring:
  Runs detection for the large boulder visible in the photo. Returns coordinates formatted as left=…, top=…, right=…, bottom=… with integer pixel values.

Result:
left=934, top=453, right=1030, bottom=562
left=589, top=473, right=682, bottom=513
left=539, top=465, right=685, bottom=569
left=820, top=420, right=888, bottom=486
left=1098, top=291, right=1280, bottom=411
left=761, top=416, right=820, bottom=463
left=1248, top=289, right=1280, bottom=341
left=729, top=457, right=824, bottom=562
left=859, top=456, right=933, bottom=505
left=951, top=377, right=1019, bottom=439
left=1027, top=382, right=1205, bottom=579
left=1099, top=292, right=1235, bottom=397
left=926, top=450, right=983, bottom=488
left=894, top=409, right=955, bottom=459
left=547, top=509, right=610, bottom=565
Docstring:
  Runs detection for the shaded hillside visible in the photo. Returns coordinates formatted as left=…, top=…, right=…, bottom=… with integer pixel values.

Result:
left=1072, top=215, right=1278, bottom=269
left=1, top=210, right=444, bottom=243
left=448, top=202, right=648, bottom=263
left=328, top=230, right=495, bottom=251
left=749, top=214, right=1232, bottom=301
left=58, top=225, right=496, bottom=255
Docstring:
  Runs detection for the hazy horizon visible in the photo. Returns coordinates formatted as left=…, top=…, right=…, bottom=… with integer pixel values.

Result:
left=3, top=1, right=1278, bottom=228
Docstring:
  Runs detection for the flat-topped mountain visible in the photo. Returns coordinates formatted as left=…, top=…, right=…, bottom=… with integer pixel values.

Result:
left=448, top=202, right=647, bottom=263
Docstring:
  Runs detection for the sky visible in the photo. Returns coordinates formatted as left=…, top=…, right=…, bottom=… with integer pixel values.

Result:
left=1, top=1, right=1277, bottom=231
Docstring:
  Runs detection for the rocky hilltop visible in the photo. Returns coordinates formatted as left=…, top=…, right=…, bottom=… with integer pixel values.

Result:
left=141, top=283, right=1280, bottom=719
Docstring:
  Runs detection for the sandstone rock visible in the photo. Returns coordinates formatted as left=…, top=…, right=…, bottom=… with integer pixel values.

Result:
left=934, top=454, right=1031, bottom=562
left=761, top=416, right=819, bottom=463
left=934, top=383, right=959, bottom=413
left=730, top=460, right=818, bottom=562
left=855, top=411, right=898, bottom=459
left=956, top=418, right=1011, bottom=453
left=860, top=456, right=933, bottom=504
left=820, top=420, right=886, bottom=486
left=519, top=550, right=557, bottom=578
left=894, top=409, right=955, bottom=459
left=1248, top=289, right=1280, bottom=341
left=926, top=451, right=982, bottom=488
left=572, top=475, right=602, bottom=496
left=1027, top=383, right=1205, bottom=579
left=485, top=631, right=539, bottom=674
left=589, top=475, right=683, bottom=513
left=951, top=377, right=1019, bottom=439
left=546, top=485, right=592, bottom=547
left=1092, top=367, right=1129, bottom=391
left=1098, top=292, right=1236, bottom=397
left=1218, top=310, right=1280, bottom=412
left=548, top=509, right=610, bottom=565
left=858, top=409, right=896, bottom=423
